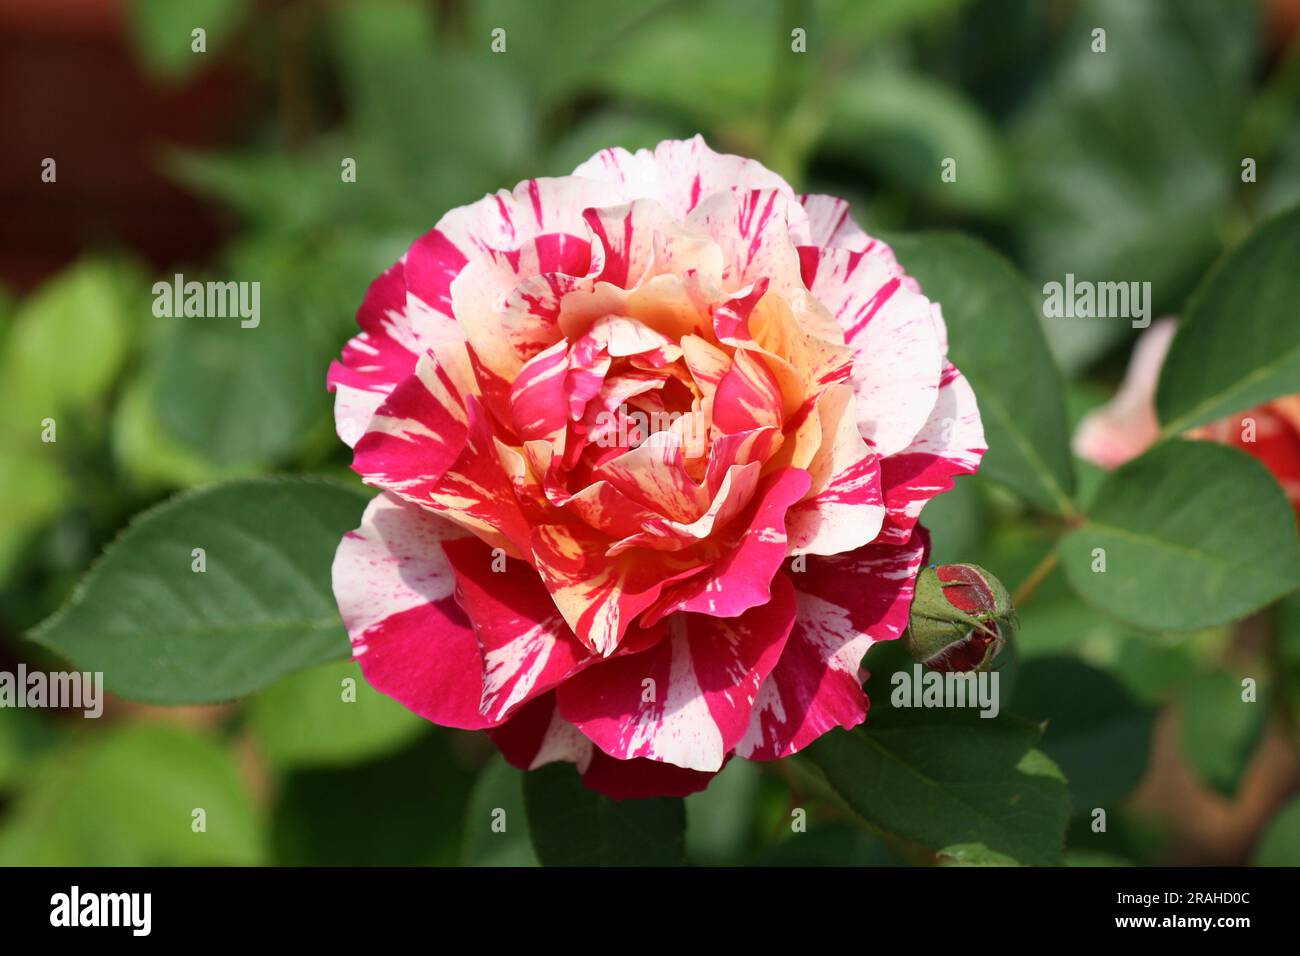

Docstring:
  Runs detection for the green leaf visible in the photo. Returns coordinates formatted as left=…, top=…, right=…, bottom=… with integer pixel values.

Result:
left=30, top=478, right=367, bottom=705
left=805, top=721, right=1069, bottom=866
left=803, top=642, right=1070, bottom=866
left=751, top=822, right=898, bottom=866
left=0, top=450, right=69, bottom=583
left=1254, top=797, right=1300, bottom=866
left=149, top=236, right=367, bottom=467
left=468, top=0, right=672, bottom=109
left=1011, top=0, right=1256, bottom=371
left=685, top=758, right=761, bottom=865
left=126, top=0, right=251, bottom=80
left=329, top=0, right=533, bottom=223
left=1060, top=441, right=1300, bottom=631
left=247, top=660, right=425, bottom=769
left=1156, top=205, right=1300, bottom=435
left=270, top=733, right=470, bottom=866
left=588, top=0, right=773, bottom=132
left=1011, top=656, right=1155, bottom=809
left=1179, top=670, right=1266, bottom=797
left=826, top=72, right=1011, bottom=214
left=888, top=233, right=1076, bottom=515
left=0, top=710, right=58, bottom=794
left=815, top=0, right=973, bottom=38
left=0, top=260, right=143, bottom=580
left=461, top=756, right=539, bottom=867
left=111, top=376, right=240, bottom=491
left=1013, top=570, right=1205, bottom=705
left=0, top=259, right=135, bottom=428
left=166, top=149, right=348, bottom=235
left=1278, top=592, right=1300, bottom=728
left=0, top=724, right=261, bottom=865
left=523, top=763, right=686, bottom=866
left=936, top=843, right=1020, bottom=866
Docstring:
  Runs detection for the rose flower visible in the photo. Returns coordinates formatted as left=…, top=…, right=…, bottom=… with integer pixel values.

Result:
left=328, top=137, right=985, bottom=798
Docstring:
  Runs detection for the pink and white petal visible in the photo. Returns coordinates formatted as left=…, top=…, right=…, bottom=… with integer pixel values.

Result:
left=560, top=479, right=667, bottom=541
left=510, top=340, right=572, bottom=443
left=582, top=200, right=675, bottom=289
left=786, top=384, right=885, bottom=556
left=530, top=522, right=706, bottom=656
left=594, top=431, right=708, bottom=523
left=712, top=348, right=785, bottom=434
left=878, top=362, right=986, bottom=545
left=449, top=256, right=560, bottom=382
left=403, top=228, right=468, bottom=322
left=441, top=219, right=599, bottom=385
left=737, top=532, right=928, bottom=759
left=442, top=537, right=592, bottom=724
left=558, top=573, right=797, bottom=772
left=786, top=455, right=884, bottom=557
left=709, top=279, right=769, bottom=344
left=798, top=194, right=870, bottom=252
left=352, top=350, right=472, bottom=503
left=432, top=176, right=625, bottom=261
left=572, top=135, right=799, bottom=222
left=1073, top=317, right=1176, bottom=469
left=579, top=314, right=680, bottom=362
left=488, top=694, right=717, bottom=798
left=495, top=234, right=599, bottom=351
left=466, top=343, right=519, bottom=439
left=606, top=460, right=762, bottom=555
left=489, top=694, right=594, bottom=773
left=687, top=188, right=807, bottom=295
left=680, top=334, right=733, bottom=402
left=593, top=368, right=668, bottom=415
left=329, top=379, right=391, bottom=451
left=426, top=397, right=536, bottom=557
left=332, top=492, right=494, bottom=730
left=804, top=248, right=944, bottom=456
left=702, top=425, right=783, bottom=496
left=642, top=468, right=811, bottom=623
left=328, top=258, right=464, bottom=446
left=797, top=194, right=906, bottom=259
left=581, top=749, right=720, bottom=800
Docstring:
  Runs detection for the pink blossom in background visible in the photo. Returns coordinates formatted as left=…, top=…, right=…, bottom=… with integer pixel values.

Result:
left=328, top=136, right=986, bottom=797
left=1074, top=317, right=1300, bottom=519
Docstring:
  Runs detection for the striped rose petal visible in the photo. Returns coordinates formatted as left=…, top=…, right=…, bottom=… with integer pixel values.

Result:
left=737, top=530, right=928, bottom=760
left=801, top=246, right=944, bottom=456
left=530, top=521, right=706, bottom=656
left=641, top=467, right=811, bottom=623
left=489, top=694, right=718, bottom=799
left=328, top=137, right=987, bottom=797
left=785, top=383, right=885, bottom=556
left=332, top=493, right=495, bottom=730
left=441, top=536, right=593, bottom=724
left=573, top=135, right=801, bottom=222
left=556, top=573, right=797, bottom=773
left=876, top=362, right=986, bottom=546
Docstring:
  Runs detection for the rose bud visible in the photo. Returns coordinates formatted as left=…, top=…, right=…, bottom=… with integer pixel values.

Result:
left=903, top=564, right=1017, bottom=672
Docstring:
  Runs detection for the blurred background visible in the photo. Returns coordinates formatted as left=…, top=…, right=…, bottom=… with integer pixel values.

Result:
left=2, top=0, right=1300, bottom=866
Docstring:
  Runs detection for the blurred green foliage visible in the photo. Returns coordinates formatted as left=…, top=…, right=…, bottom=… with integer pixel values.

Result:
left=2, top=0, right=1300, bottom=866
